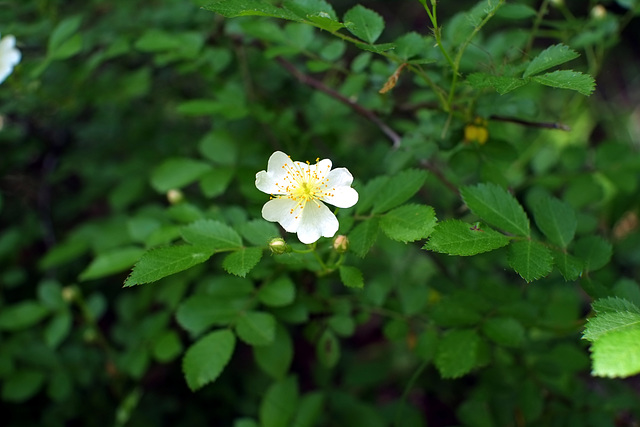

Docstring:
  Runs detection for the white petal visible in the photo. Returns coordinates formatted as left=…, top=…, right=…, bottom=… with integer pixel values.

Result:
left=321, top=168, right=358, bottom=208
left=255, top=151, right=294, bottom=195
left=261, top=198, right=301, bottom=233
left=323, top=186, right=359, bottom=208
left=296, top=201, right=339, bottom=244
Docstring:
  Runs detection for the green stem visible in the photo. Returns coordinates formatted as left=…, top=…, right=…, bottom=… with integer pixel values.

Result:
left=524, top=0, right=550, bottom=56
left=394, top=360, right=429, bottom=427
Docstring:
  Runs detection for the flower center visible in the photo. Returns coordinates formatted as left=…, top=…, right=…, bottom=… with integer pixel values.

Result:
left=272, top=158, right=334, bottom=219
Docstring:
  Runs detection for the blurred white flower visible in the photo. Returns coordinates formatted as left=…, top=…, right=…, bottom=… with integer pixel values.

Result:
left=0, top=34, right=21, bottom=84
left=256, top=151, right=358, bottom=244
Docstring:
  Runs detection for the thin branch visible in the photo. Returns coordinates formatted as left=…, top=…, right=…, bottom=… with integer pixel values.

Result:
left=275, top=57, right=402, bottom=148
left=489, top=115, right=571, bottom=131
left=419, top=159, right=459, bottom=195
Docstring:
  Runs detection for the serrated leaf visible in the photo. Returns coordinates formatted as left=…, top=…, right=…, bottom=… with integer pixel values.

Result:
left=573, top=236, right=612, bottom=272
left=379, top=204, right=437, bottom=242
left=236, top=311, right=276, bottom=346
left=259, top=376, right=299, bottom=427
left=583, top=311, right=640, bottom=341
left=590, top=328, right=640, bottom=378
left=523, top=44, right=580, bottom=78
left=593, top=297, right=640, bottom=315
left=435, top=329, right=480, bottom=379
left=423, top=220, right=510, bottom=256
left=124, top=245, right=214, bottom=286
left=222, top=247, right=263, bottom=277
left=552, top=250, right=583, bottom=281
left=182, top=329, right=235, bottom=391
left=371, top=169, right=428, bottom=214
left=181, top=219, right=243, bottom=251
left=508, top=240, right=553, bottom=282
left=466, top=73, right=527, bottom=94
left=258, top=275, right=296, bottom=307
left=461, top=183, right=530, bottom=237
left=253, top=323, right=293, bottom=379
left=150, top=158, right=212, bottom=192
left=344, top=5, right=384, bottom=44
left=79, top=246, right=145, bottom=281
left=348, top=218, right=379, bottom=258
left=482, top=317, right=525, bottom=348
left=203, top=0, right=301, bottom=21
left=284, top=0, right=337, bottom=20
left=338, top=265, right=364, bottom=288
left=532, top=195, right=577, bottom=248
left=532, top=70, right=596, bottom=96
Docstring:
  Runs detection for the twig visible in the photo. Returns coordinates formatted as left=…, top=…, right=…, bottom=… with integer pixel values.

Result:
left=419, top=159, right=459, bottom=195
left=490, top=115, right=571, bottom=131
left=275, top=57, right=402, bottom=148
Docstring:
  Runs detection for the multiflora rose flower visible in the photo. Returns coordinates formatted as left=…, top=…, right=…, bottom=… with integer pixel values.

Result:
left=255, top=151, right=358, bottom=244
left=0, top=34, right=21, bottom=84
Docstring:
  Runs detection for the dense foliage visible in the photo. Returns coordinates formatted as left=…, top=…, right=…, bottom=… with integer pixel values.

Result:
left=2, top=0, right=640, bottom=426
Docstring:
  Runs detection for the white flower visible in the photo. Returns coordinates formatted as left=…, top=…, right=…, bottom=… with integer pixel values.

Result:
left=256, top=151, right=359, bottom=244
left=0, top=34, right=21, bottom=84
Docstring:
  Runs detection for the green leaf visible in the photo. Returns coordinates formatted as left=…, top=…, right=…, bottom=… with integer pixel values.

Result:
left=124, top=245, right=214, bottom=286
left=552, top=250, right=583, bottom=281
left=44, top=311, right=72, bottom=348
left=348, top=218, right=379, bottom=258
left=50, top=34, right=83, bottom=60
left=496, top=3, right=537, bottom=19
left=0, top=301, right=49, bottom=331
left=466, top=73, right=528, bottom=94
left=423, top=220, right=510, bottom=256
left=317, top=329, right=340, bottom=368
left=236, top=311, right=276, bottom=346
left=583, top=311, right=640, bottom=341
left=150, top=158, right=212, bottom=192
left=291, top=392, right=325, bottom=427
left=237, top=220, right=280, bottom=246
left=258, top=275, right=296, bottom=307
left=461, top=183, right=530, bottom=237
left=48, top=15, right=82, bottom=53
left=523, top=44, right=580, bottom=78
left=283, top=0, right=343, bottom=32
left=135, top=29, right=181, bottom=52
left=379, top=204, right=437, bottom=242
left=222, top=247, right=263, bottom=277
left=199, top=168, right=234, bottom=198
left=203, top=0, right=301, bottom=21
left=344, top=5, right=385, bottom=44
left=574, top=236, right=612, bottom=272
left=482, top=317, right=525, bottom=348
left=198, top=130, right=238, bottom=165
left=338, top=265, right=364, bottom=288
left=152, top=330, right=183, bottom=362
left=176, top=295, right=248, bottom=335
left=590, top=328, right=640, bottom=378
left=259, top=376, right=299, bottom=427
left=1, top=370, right=46, bottom=402
left=532, top=195, right=577, bottom=248
left=435, top=329, right=480, bottom=379
left=593, top=297, right=640, bottom=315
left=371, top=169, right=428, bottom=214
left=532, top=70, right=596, bottom=96
left=79, top=246, right=145, bottom=281
left=253, top=323, right=293, bottom=379
left=181, top=219, right=243, bottom=251
left=507, top=240, right=553, bottom=282
left=182, top=329, right=236, bottom=391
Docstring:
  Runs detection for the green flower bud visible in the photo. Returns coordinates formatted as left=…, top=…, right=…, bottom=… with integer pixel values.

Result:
left=166, top=189, right=184, bottom=205
left=333, top=235, right=349, bottom=253
left=268, top=237, right=289, bottom=254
